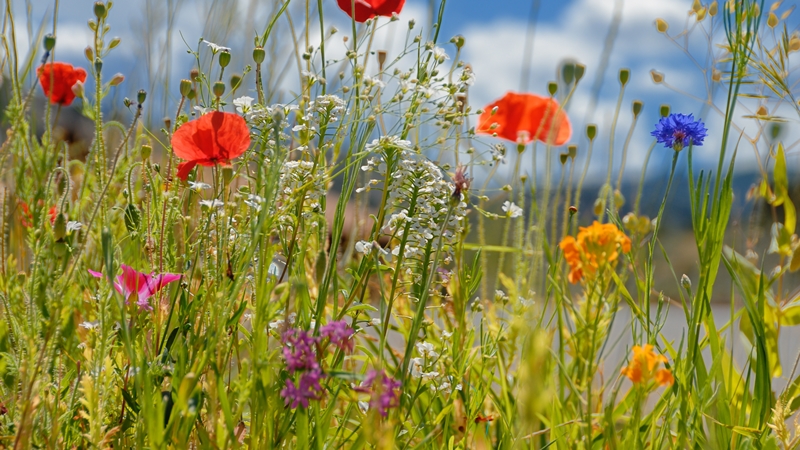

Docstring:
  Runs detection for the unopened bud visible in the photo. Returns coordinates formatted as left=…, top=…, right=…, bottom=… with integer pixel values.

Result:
left=213, top=81, right=225, bottom=98
left=229, top=73, right=242, bottom=90
left=137, top=89, right=147, bottom=105
left=451, top=34, right=465, bottom=49
left=660, top=104, right=670, bottom=117
left=179, top=79, right=192, bottom=97
left=561, top=62, right=575, bottom=85
left=632, top=100, right=643, bottom=118
left=94, top=1, right=107, bottom=19
left=614, top=189, right=625, bottom=208
left=768, top=12, right=778, bottom=28
left=619, top=68, right=630, bottom=86
left=72, top=82, right=84, bottom=99
left=567, top=145, right=577, bottom=159
left=253, top=47, right=265, bottom=64
left=84, top=46, right=94, bottom=63
left=109, top=73, right=124, bottom=86
left=190, top=68, right=200, bottom=81
left=141, top=144, right=152, bottom=160
left=164, top=117, right=171, bottom=130
left=94, top=57, right=103, bottom=74
left=586, top=124, right=597, bottom=141
left=109, top=36, right=121, bottom=49
left=218, top=50, right=231, bottom=68
left=43, top=34, right=56, bottom=52
left=696, top=7, right=707, bottom=21
left=569, top=205, right=578, bottom=215
left=681, top=274, right=692, bottom=291
left=574, top=63, right=586, bottom=82
left=650, top=70, right=664, bottom=83
left=548, top=81, right=557, bottom=96
left=559, top=153, right=568, bottom=165
left=53, top=212, right=67, bottom=241
left=709, top=1, right=718, bottom=16
left=593, top=198, right=604, bottom=216
left=377, top=50, right=387, bottom=70
left=655, top=18, right=668, bottom=33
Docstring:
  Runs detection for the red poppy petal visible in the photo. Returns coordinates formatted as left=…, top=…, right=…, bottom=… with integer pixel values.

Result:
left=372, top=0, right=405, bottom=17
left=171, top=112, right=251, bottom=163
left=477, top=92, right=572, bottom=146
left=337, top=0, right=377, bottom=22
left=176, top=160, right=198, bottom=181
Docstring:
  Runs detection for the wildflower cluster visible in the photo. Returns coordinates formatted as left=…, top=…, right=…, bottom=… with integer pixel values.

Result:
left=280, top=329, right=324, bottom=409
left=621, top=345, right=674, bottom=387
left=559, top=221, right=631, bottom=284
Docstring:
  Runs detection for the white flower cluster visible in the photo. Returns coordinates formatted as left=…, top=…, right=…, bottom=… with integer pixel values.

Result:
left=360, top=136, right=467, bottom=263
left=275, top=159, right=327, bottom=230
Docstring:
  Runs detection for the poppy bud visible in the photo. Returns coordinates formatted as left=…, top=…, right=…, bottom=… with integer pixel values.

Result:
left=593, top=198, right=604, bottom=216
left=213, top=81, right=225, bottom=98
left=94, top=57, right=103, bottom=74
left=618, top=68, right=630, bottom=86
left=655, top=18, right=668, bottom=33
left=574, top=64, right=586, bottom=82
left=569, top=205, right=578, bottom=215
left=137, top=89, right=147, bottom=105
left=94, top=2, right=107, bottom=19
left=53, top=212, right=67, bottom=241
left=141, top=144, right=152, bottom=160
left=218, top=50, right=231, bottom=68
left=377, top=50, right=387, bottom=71
left=614, top=189, right=625, bottom=208
left=586, top=124, right=597, bottom=141
left=567, top=145, right=577, bottom=159
left=179, top=79, right=192, bottom=97
left=109, top=73, right=124, bottom=86
left=650, top=70, right=664, bottom=83
left=72, top=82, right=84, bottom=99
left=559, top=153, right=568, bottom=165
left=190, top=68, right=200, bottom=81
left=43, top=34, right=56, bottom=52
left=229, top=73, right=242, bottom=90
left=768, top=12, right=778, bottom=28
left=547, top=82, right=557, bottom=96
left=109, top=36, right=121, bottom=49
left=253, top=47, right=265, bottom=64
left=222, top=167, right=234, bottom=184
left=660, top=104, right=670, bottom=117
left=632, top=100, right=643, bottom=118
left=84, top=46, right=94, bottom=63
left=561, top=62, right=575, bottom=85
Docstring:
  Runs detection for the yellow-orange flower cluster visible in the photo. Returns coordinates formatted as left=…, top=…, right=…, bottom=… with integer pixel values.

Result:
left=621, top=344, right=674, bottom=387
left=558, top=221, right=631, bottom=284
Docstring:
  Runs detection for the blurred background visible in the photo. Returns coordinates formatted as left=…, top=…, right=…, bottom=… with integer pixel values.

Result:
left=4, top=0, right=800, bottom=300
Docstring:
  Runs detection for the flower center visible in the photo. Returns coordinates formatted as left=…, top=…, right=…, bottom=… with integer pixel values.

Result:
left=672, top=130, right=687, bottom=151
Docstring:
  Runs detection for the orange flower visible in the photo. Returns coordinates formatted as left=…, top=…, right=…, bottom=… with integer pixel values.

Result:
left=37, top=62, right=87, bottom=106
left=559, top=221, right=631, bottom=284
left=621, top=344, right=673, bottom=387
left=476, top=92, right=571, bottom=146
left=337, top=0, right=405, bottom=22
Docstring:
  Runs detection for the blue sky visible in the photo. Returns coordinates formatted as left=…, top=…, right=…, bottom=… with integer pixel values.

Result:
left=9, top=0, right=796, bottom=183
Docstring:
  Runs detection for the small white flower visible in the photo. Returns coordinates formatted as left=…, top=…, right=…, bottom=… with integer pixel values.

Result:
left=268, top=319, right=285, bottom=331
left=188, top=181, right=212, bottom=192
left=502, top=201, right=523, bottom=219
left=79, top=321, right=99, bottom=330
left=432, top=47, right=449, bottom=63
left=355, top=240, right=373, bottom=254
left=370, top=318, right=381, bottom=326
left=193, top=105, right=210, bottom=116
left=202, top=39, right=230, bottom=53
left=416, top=341, right=439, bottom=359
left=442, top=330, right=453, bottom=338
left=358, top=401, right=369, bottom=413
left=410, top=357, right=424, bottom=378
left=233, top=96, right=255, bottom=115
left=199, top=199, right=225, bottom=209
left=455, top=384, right=462, bottom=391
left=244, top=194, right=264, bottom=211
left=66, top=221, right=83, bottom=232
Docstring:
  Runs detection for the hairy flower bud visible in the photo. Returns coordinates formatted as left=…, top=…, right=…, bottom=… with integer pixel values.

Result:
left=94, top=57, right=103, bottom=74
left=72, top=82, right=84, bottom=99
left=141, top=144, right=152, bottom=160
left=179, top=79, right=192, bottom=97
left=84, top=46, right=94, bottom=63
left=43, top=34, right=56, bottom=52
left=109, top=73, right=124, bottom=86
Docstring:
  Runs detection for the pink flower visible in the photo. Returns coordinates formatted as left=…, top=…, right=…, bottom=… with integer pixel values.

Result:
left=88, top=264, right=181, bottom=311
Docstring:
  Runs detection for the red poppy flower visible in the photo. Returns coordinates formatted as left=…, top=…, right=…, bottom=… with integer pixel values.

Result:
left=37, top=62, right=87, bottom=106
left=476, top=92, right=572, bottom=146
left=171, top=111, right=251, bottom=181
left=18, top=201, right=33, bottom=228
left=48, top=205, right=58, bottom=226
left=336, top=0, right=405, bottom=22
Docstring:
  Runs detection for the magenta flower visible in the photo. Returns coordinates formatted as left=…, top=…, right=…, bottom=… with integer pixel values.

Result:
left=88, top=264, right=181, bottom=311
left=280, top=369, right=324, bottom=409
left=320, top=320, right=355, bottom=353
left=361, top=369, right=401, bottom=417
left=282, top=329, right=320, bottom=372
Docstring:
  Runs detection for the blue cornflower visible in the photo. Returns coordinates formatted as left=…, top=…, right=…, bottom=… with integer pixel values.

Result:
left=651, top=113, right=708, bottom=151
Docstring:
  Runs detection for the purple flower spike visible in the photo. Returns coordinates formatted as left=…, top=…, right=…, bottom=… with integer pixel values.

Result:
left=88, top=264, right=181, bottom=311
left=362, top=369, right=401, bottom=417
left=651, top=113, right=707, bottom=152
left=282, top=329, right=319, bottom=373
left=281, top=369, right=324, bottom=409
left=320, top=320, right=355, bottom=353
